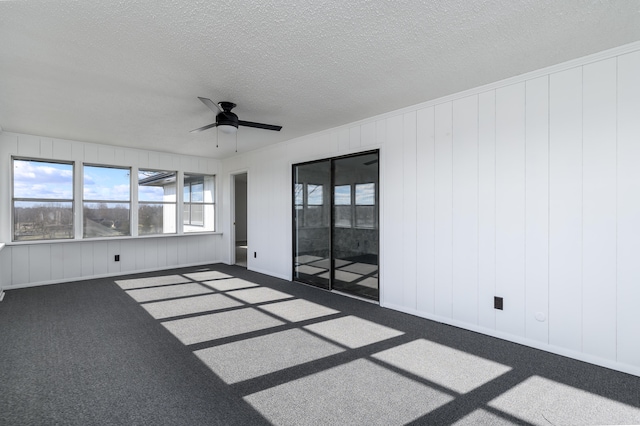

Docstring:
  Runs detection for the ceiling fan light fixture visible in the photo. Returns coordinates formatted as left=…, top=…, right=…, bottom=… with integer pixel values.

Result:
left=218, top=124, right=238, bottom=134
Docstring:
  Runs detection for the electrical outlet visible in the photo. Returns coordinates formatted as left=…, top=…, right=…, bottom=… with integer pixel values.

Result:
left=494, top=296, right=503, bottom=310
left=115, top=255, right=120, bottom=262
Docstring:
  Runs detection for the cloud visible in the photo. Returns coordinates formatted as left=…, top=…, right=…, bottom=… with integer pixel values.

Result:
left=13, top=160, right=73, bottom=199
left=355, top=183, right=375, bottom=205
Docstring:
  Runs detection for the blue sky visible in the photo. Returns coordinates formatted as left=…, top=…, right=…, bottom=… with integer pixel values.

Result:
left=83, top=166, right=130, bottom=201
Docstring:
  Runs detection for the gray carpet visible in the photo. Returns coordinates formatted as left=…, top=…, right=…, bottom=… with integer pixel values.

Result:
left=1, top=264, right=639, bottom=425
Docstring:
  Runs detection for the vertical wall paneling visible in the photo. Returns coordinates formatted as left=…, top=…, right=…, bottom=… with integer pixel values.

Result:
left=525, top=76, right=550, bottom=343
left=120, top=241, right=137, bottom=272
left=29, top=245, right=51, bottom=283
left=11, top=246, right=29, bottom=285
left=63, top=243, right=82, bottom=279
left=452, top=95, right=479, bottom=324
left=71, top=141, right=84, bottom=161
left=40, top=139, right=53, bottom=158
left=53, top=139, right=72, bottom=160
left=402, top=111, right=418, bottom=309
left=156, top=238, right=168, bottom=268
left=0, top=136, right=14, bottom=247
left=125, top=149, right=138, bottom=167
left=349, top=126, right=361, bottom=149
left=135, top=240, right=146, bottom=270
left=178, top=237, right=189, bottom=265
left=416, top=107, right=436, bottom=313
left=114, top=148, right=126, bottom=165
left=159, top=153, right=172, bottom=170
left=138, top=152, right=149, bottom=169
left=107, top=240, right=121, bottom=274
left=144, top=239, right=159, bottom=269
left=478, top=90, right=497, bottom=329
left=0, top=248, right=11, bottom=288
left=198, top=158, right=208, bottom=174
left=434, top=102, right=453, bottom=318
left=84, top=144, right=98, bottom=163
left=50, top=245, right=64, bottom=280
left=361, top=122, right=376, bottom=147
left=617, top=50, right=640, bottom=368
left=338, top=128, right=350, bottom=152
left=17, top=135, right=40, bottom=157
left=81, top=242, right=94, bottom=276
left=549, top=67, right=583, bottom=352
left=98, top=146, right=115, bottom=165
left=376, top=120, right=386, bottom=146
left=582, top=58, right=617, bottom=360
left=382, top=115, right=404, bottom=306
left=166, top=238, right=179, bottom=267
left=93, top=241, right=108, bottom=276
left=148, top=152, right=159, bottom=169
left=495, top=83, right=526, bottom=337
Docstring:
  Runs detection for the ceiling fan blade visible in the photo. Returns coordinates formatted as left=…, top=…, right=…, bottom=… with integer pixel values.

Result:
left=190, top=122, right=218, bottom=133
left=198, top=97, right=223, bottom=113
left=238, top=120, right=282, bottom=131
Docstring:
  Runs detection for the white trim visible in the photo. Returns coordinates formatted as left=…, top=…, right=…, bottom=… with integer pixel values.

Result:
left=1, top=261, right=224, bottom=291
left=5, top=232, right=223, bottom=246
left=383, top=302, right=640, bottom=379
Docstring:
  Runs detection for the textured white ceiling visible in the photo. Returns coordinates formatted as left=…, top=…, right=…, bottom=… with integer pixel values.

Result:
left=1, top=1, right=639, bottom=158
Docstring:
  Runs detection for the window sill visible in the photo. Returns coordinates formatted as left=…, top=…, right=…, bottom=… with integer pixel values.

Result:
left=5, top=232, right=223, bottom=246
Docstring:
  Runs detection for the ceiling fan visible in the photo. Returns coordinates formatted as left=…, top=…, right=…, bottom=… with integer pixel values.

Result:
left=190, top=97, right=282, bottom=134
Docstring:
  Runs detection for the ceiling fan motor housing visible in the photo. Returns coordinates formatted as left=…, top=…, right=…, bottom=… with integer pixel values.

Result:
left=217, top=108, right=239, bottom=129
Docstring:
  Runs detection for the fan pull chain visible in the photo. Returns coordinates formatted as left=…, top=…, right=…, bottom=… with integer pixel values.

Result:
left=235, top=130, right=238, bottom=152
left=216, top=127, right=219, bottom=148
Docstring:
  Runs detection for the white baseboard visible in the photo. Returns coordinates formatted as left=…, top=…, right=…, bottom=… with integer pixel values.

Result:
left=1, top=261, right=225, bottom=291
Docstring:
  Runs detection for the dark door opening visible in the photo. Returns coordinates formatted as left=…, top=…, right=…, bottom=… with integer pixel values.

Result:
left=234, top=173, right=248, bottom=268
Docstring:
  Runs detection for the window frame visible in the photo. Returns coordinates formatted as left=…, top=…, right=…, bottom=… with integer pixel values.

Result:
left=82, top=163, right=132, bottom=239
left=11, top=156, right=75, bottom=242
left=137, top=168, right=178, bottom=236
left=183, top=173, right=215, bottom=232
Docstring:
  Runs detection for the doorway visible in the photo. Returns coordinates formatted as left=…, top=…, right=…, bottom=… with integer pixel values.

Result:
left=233, top=172, right=248, bottom=268
left=292, top=151, right=379, bottom=301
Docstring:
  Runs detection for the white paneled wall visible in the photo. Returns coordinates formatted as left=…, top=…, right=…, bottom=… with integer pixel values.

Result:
left=582, top=58, right=617, bottom=361
left=477, top=90, right=497, bottom=331
left=617, top=50, right=640, bottom=368
left=549, top=67, right=583, bottom=353
left=0, top=133, right=224, bottom=289
left=217, top=43, right=640, bottom=377
left=416, top=107, right=436, bottom=314
left=524, top=76, right=549, bottom=344
left=433, top=103, right=453, bottom=318
left=451, top=95, right=478, bottom=325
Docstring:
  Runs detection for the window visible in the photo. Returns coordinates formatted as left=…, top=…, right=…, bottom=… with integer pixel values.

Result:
left=355, top=183, right=376, bottom=228
left=12, top=158, right=74, bottom=241
left=334, top=184, right=351, bottom=228
left=138, top=169, right=177, bottom=235
left=305, top=183, right=324, bottom=227
left=83, top=165, right=131, bottom=238
left=183, top=173, right=215, bottom=232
